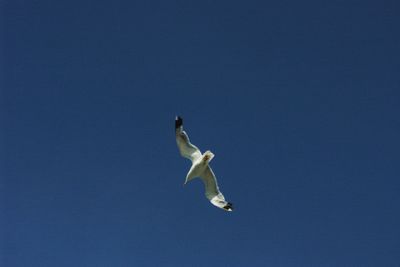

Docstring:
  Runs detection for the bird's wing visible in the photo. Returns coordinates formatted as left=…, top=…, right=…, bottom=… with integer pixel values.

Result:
left=199, top=166, right=221, bottom=199
left=200, top=166, right=233, bottom=211
left=175, top=116, right=202, bottom=162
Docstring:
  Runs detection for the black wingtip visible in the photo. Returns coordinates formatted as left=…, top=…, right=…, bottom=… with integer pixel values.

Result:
left=223, top=202, right=234, bottom=211
left=175, top=116, right=183, bottom=129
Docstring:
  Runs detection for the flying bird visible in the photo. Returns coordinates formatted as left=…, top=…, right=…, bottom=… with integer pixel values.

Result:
left=175, top=116, right=233, bottom=211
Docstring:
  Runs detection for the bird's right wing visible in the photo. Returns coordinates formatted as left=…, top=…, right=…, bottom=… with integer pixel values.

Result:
left=175, top=116, right=202, bottom=162
left=200, top=166, right=233, bottom=211
left=200, top=166, right=221, bottom=199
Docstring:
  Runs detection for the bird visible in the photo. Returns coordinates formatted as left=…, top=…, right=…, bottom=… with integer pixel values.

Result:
left=175, top=116, right=233, bottom=211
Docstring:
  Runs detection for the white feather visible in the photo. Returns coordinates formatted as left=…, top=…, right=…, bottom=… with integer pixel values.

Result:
left=175, top=116, right=233, bottom=211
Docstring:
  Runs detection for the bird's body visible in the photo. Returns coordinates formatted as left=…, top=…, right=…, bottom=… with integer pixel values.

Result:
left=185, top=150, right=214, bottom=184
left=175, top=116, right=233, bottom=211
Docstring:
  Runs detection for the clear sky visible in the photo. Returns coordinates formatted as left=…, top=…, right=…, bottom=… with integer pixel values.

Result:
left=2, top=0, right=400, bottom=266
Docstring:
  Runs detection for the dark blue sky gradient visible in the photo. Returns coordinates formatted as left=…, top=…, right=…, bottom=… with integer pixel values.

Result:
left=2, top=0, right=400, bottom=266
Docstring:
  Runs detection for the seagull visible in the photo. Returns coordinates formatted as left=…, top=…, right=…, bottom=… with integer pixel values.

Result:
left=175, top=116, right=233, bottom=211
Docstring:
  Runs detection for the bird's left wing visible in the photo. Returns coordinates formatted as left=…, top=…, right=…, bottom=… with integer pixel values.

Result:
left=175, top=116, right=202, bottom=162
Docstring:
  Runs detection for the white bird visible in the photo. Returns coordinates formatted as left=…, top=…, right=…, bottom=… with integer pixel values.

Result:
left=175, top=116, right=233, bottom=211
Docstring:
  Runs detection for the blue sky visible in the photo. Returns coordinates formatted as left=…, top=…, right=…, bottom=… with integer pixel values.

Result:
left=2, top=0, right=400, bottom=266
